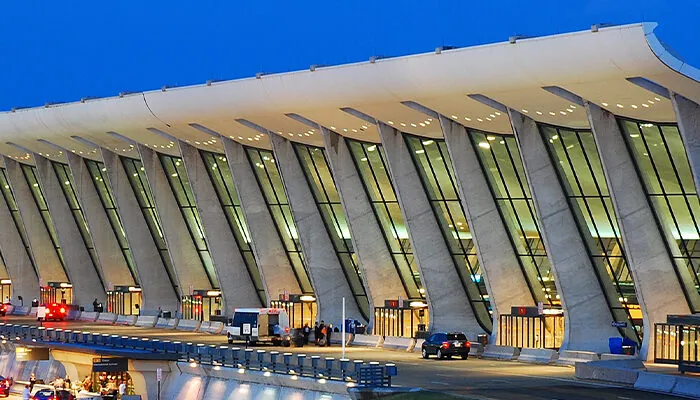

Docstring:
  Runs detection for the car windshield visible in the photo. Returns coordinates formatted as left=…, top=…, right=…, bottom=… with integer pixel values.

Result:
left=36, top=389, right=54, bottom=395
left=447, top=333, right=467, bottom=341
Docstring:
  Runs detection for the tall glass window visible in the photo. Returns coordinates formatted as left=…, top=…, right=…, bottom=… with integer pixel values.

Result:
left=470, top=132, right=557, bottom=307
left=21, top=164, right=69, bottom=276
left=619, top=119, right=700, bottom=311
left=245, top=147, right=313, bottom=294
left=201, top=151, right=266, bottom=304
left=0, top=168, right=38, bottom=277
left=347, top=140, right=423, bottom=299
left=540, top=124, right=641, bottom=339
left=293, top=144, right=370, bottom=320
left=121, top=157, right=178, bottom=293
left=159, top=155, right=218, bottom=289
left=52, top=162, right=105, bottom=285
left=85, top=160, right=139, bottom=284
left=405, top=135, right=492, bottom=332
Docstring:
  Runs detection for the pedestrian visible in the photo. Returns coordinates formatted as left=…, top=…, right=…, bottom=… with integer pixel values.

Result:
left=302, top=323, right=310, bottom=345
left=31, top=298, right=39, bottom=307
left=313, top=323, right=320, bottom=346
left=119, top=381, right=127, bottom=397
left=29, top=373, right=36, bottom=392
left=326, top=324, right=332, bottom=347
left=92, top=298, right=99, bottom=312
left=65, top=374, right=71, bottom=391
left=22, top=384, right=31, bottom=400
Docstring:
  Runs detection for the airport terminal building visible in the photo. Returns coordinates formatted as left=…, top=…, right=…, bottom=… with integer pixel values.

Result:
left=0, top=23, right=698, bottom=360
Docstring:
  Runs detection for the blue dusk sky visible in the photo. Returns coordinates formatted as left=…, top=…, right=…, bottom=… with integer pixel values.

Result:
left=0, top=0, right=697, bottom=111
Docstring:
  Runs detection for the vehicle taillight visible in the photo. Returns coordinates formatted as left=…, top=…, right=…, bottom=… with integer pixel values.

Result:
left=465, top=341, right=471, bottom=348
left=441, top=341, right=451, bottom=349
left=285, top=327, right=290, bottom=333
left=59, top=308, right=66, bottom=313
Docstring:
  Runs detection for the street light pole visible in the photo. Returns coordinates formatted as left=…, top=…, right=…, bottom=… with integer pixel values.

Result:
left=342, top=297, right=346, bottom=360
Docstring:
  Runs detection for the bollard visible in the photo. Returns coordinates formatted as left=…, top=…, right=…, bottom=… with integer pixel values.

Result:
left=151, top=339, right=160, bottom=353
left=172, top=341, right=182, bottom=354
left=325, top=358, right=335, bottom=378
left=101, top=334, right=110, bottom=346
left=55, top=329, right=64, bottom=342
left=244, top=348, right=253, bottom=368
left=256, top=350, right=265, bottom=369
left=283, top=353, right=293, bottom=372
left=269, top=351, right=279, bottom=372
left=230, top=347, right=241, bottom=366
left=340, top=359, right=350, bottom=380
left=311, top=356, right=321, bottom=377
left=385, top=363, right=397, bottom=387
left=140, top=338, right=150, bottom=350
left=296, top=354, right=306, bottom=375
left=196, top=344, right=206, bottom=363
left=218, top=346, right=228, bottom=365
left=110, top=335, right=119, bottom=347
left=353, top=360, right=364, bottom=382
left=209, top=345, right=217, bottom=364
left=37, top=327, right=46, bottom=342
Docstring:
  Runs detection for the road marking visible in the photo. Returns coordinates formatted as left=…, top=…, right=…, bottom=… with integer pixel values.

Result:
left=618, top=397, right=633, bottom=400
left=429, top=381, right=450, bottom=386
left=490, top=379, right=512, bottom=384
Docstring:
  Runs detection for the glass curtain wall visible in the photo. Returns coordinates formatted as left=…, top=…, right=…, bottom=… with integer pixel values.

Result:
left=292, top=144, right=370, bottom=320
left=469, top=132, right=556, bottom=307
left=245, top=147, right=314, bottom=295
left=539, top=125, right=641, bottom=340
left=0, top=168, right=39, bottom=277
left=619, top=119, right=700, bottom=311
left=21, top=164, right=69, bottom=275
left=200, top=151, right=266, bottom=305
left=347, top=140, right=423, bottom=300
left=52, top=162, right=105, bottom=286
left=121, top=157, right=178, bottom=294
left=159, top=155, right=218, bottom=289
left=405, top=135, right=492, bottom=332
left=84, top=160, right=139, bottom=284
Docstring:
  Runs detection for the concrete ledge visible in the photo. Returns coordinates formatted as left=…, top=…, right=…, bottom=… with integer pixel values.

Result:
left=634, top=371, right=677, bottom=393
left=517, top=348, right=558, bottom=364
left=10, top=306, right=29, bottom=315
left=601, top=353, right=638, bottom=361
left=410, top=339, right=424, bottom=352
left=176, top=319, right=201, bottom=332
left=672, top=376, right=700, bottom=398
left=575, top=360, right=645, bottom=385
left=206, top=321, right=224, bottom=335
left=78, top=311, right=99, bottom=322
left=155, top=317, right=177, bottom=329
left=471, top=343, right=484, bottom=357
left=135, top=316, right=158, bottom=328
left=96, top=312, right=117, bottom=324
left=481, top=345, right=520, bottom=360
left=197, top=321, right=211, bottom=333
left=351, top=334, right=382, bottom=348
left=115, top=314, right=137, bottom=326
left=556, top=350, right=600, bottom=366
left=382, top=336, right=413, bottom=350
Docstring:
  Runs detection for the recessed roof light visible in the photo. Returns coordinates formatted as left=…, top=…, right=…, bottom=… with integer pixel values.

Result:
left=494, top=111, right=501, bottom=116
left=387, top=121, right=394, bottom=125
left=536, top=111, right=543, bottom=115
left=367, top=145, right=377, bottom=152
left=642, top=103, right=649, bottom=108
left=465, top=117, right=472, bottom=121
left=648, top=100, right=655, bottom=104
left=559, top=111, right=567, bottom=115
left=569, top=105, right=577, bottom=109
left=566, top=108, right=573, bottom=113
left=477, top=118, right=483, bottom=122
left=549, top=112, right=556, bottom=116
left=487, top=136, right=496, bottom=141
left=616, top=104, right=624, bottom=108
left=601, top=102, right=609, bottom=106
left=521, top=109, right=528, bottom=113
left=415, top=149, right=425, bottom=154
left=631, top=105, right=638, bottom=109
left=352, top=129, right=358, bottom=133
left=419, top=123, right=426, bottom=127
left=400, top=123, right=406, bottom=127
left=451, top=115, right=458, bottom=119
left=654, top=97, right=661, bottom=101
left=489, top=114, right=496, bottom=118
left=410, top=123, right=417, bottom=127
left=486, top=117, right=492, bottom=121
left=422, top=140, right=434, bottom=145
left=478, top=142, right=490, bottom=149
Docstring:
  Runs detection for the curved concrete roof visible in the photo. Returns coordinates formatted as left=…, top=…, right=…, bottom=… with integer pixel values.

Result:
left=0, top=23, right=697, bottom=162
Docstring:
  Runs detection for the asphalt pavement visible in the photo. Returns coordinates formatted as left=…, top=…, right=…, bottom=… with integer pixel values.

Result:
left=1, top=316, right=692, bottom=400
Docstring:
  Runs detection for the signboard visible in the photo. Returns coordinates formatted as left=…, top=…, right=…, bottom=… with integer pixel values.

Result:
left=511, top=306, right=540, bottom=317
left=611, top=321, right=628, bottom=328
left=156, top=367, right=162, bottom=382
left=37, top=307, right=46, bottom=319
left=15, top=346, right=49, bottom=361
left=92, top=357, right=128, bottom=373
left=537, top=301, right=544, bottom=316
left=242, top=323, right=252, bottom=335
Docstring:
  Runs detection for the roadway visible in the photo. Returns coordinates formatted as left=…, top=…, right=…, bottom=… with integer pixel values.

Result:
left=1, top=315, right=692, bottom=400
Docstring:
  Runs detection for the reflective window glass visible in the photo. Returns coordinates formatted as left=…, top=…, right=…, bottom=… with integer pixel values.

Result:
left=0, top=168, right=38, bottom=277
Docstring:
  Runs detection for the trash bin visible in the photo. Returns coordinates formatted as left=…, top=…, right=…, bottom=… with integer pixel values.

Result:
left=477, top=334, right=488, bottom=346
left=161, top=311, right=172, bottom=319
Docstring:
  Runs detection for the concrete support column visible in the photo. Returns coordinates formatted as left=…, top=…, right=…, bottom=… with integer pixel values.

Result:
left=438, top=115, right=534, bottom=332
left=586, top=102, right=694, bottom=359
left=269, top=133, right=362, bottom=325
left=100, top=149, right=179, bottom=312
left=322, top=127, right=406, bottom=316
left=3, top=157, right=67, bottom=284
left=671, top=93, right=700, bottom=195
left=33, top=154, right=105, bottom=308
left=65, top=152, right=135, bottom=288
left=509, top=109, right=618, bottom=353
left=376, top=122, right=483, bottom=337
left=221, top=138, right=301, bottom=300
left=0, top=175, right=39, bottom=302
left=137, top=144, right=210, bottom=292
left=179, top=141, right=262, bottom=312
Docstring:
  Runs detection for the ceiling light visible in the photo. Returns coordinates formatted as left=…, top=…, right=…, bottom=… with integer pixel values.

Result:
left=499, top=140, right=505, bottom=144
left=478, top=142, right=490, bottom=149
left=465, top=117, right=471, bottom=121
left=601, top=102, right=609, bottom=106
left=367, top=145, right=377, bottom=152
left=559, top=111, right=567, bottom=115
left=422, top=140, right=434, bottom=145
left=521, top=109, right=528, bottom=113
left=419, top=123, right=426, bottom=127
left=494, top=111, right=501, bottom=116
left=410, top=123, right=417, bottom=127
left=566, top=108, right=573, bottom=113
left=616, top=104, right=624, bottom=108
left=654, top=97, right=661, bottom=101
left=549, top=112, right=556, bottom=116
left=415, top=149, right=425, bottom=154
left=424, top=120, right=431, bottom=125
left=648, top=100, right=655, bottom=104
left=400, top=123, right=406, bottom=127
left=536, top=111, right=543, bottom=115
left=631, top=105, right=638, bottom=109
left=477, top=118, right=483, bottom=122
left=343, top=128, right=348, bottom=132
left=487, top=136, right=496, bottom=141
left=330, top=126, right=336, bottom=130
left=360, top=157, right=368, bottom=162
left=642, top=103, right=649, bottom=108
left=387, top=121, right=394, bottom=125
left=489, top=114, right=496, bottom=118
left=570, top=105, right=577, bottom=109
left=451, top=115, right=458, bottom=119
left=630, top=134, right=640, bottom=138
left=351, top=129, right=358, bottom=133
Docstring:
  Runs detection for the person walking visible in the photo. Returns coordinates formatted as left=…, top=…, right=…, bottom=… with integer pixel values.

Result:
left=302, top=323, right=310, bottom=345
left=92, top=299, right=99, bottom=312
left=313, top=323, right=320, bottom=346
left=29, top=373, right=36, bottom=392
left=119, top=381, right=127, bottom=398
left=22, top=384, right=31, bottom=400
left=326, top=324, right=332, bottom=347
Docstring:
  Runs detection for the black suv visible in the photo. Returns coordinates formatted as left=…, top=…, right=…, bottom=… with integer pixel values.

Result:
left=421, top=332, right=471, bottom=360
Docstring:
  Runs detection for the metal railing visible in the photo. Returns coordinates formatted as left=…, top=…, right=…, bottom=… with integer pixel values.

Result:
left=0, top=323, right=397, bottom=386
left=654, top=323, right=700, bottom=373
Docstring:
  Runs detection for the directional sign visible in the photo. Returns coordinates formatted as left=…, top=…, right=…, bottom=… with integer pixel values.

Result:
left=611, top=321, right=628, bottom=328
left=156, top=367, right=162, bottom=382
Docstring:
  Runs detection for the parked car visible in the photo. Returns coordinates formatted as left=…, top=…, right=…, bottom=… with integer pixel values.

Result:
left=421, top=332, right=471, bottom=360
left=38, top=303, right=68, bottom=322
left=0, top=375, right=10, bottom=397
left=32, top=388, right=75, bottom=400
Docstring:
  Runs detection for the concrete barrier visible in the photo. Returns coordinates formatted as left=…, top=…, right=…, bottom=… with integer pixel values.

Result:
left=155, top=318, right=176, bottom=329
left=79, top=311, right=99, bottom=322
left=382, top=336, right=414, bottom=350
left=672, top=375, right=700, bottom=398
left=410, top=339, right=424, bottom=352
left=10, top=306, right=29, bottom=315
left=575, top=359, right=645, bottom=385
left=481, top=345, right=520, bottom=360
left=351, top=334, right=382, bottom=348
left=97, top=312, right=118, bottom=324
left=135, top=316, right=158, bottom=328
left=517, top=348, right=558, bottom=364
left=634, top=371, right=677, bottom=393
left=29, top=307, right=38, bottom=316
left=556, top=350, right=599, bottom=366
left=600, top=353, right=638, bottom=361
left=115, top=314, right=137, bottom=326
left=206, top=321, right=224, bottom=335
left=197, top=321, right=211, bottom=333
left=176, top=319, right=201, bottom=332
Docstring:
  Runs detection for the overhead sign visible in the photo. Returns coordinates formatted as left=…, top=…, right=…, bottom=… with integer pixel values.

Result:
left=15, top=346, right=49, bottom=361
left=611, top=321, right=628, bottom=328
left=92, top=357, right=128, bottom=372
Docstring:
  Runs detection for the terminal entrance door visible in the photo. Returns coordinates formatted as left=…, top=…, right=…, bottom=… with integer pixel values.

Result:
left=0, top=280, right=11, bottom=302
left=374, top=299, right=429, bottom=338
left=106, top=286, right=142, bottom=315
left=182, top=290, right=222, bottom=321
left=498, top=306, right=564, bottom=349
left=270, top=294, right=317, bottom=329
left=91, top=357, right=135, bottom=396
left=40, top=282, right=72, bottom=305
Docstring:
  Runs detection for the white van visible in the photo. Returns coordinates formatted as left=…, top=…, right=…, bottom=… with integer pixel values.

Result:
left=225, top=308, right=292, bottom=346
